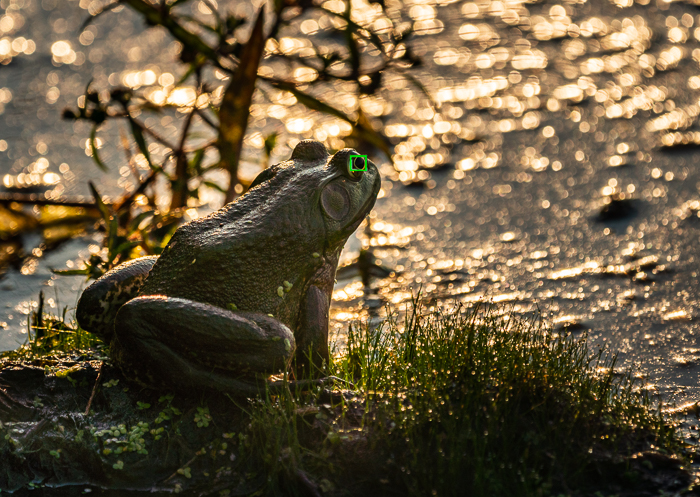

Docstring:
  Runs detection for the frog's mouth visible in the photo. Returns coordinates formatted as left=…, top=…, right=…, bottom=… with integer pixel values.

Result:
left=346, top=193, right=377, bottom=230
left=321, top=166, right=381, bottom=256
left=345, top=172, right=381, bottom=230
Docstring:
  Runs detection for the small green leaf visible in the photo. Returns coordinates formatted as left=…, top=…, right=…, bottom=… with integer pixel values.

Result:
left=112, top=241, right=139, bottom=257
left=203, top=181, right=227, bottom=194
left=88, top=182, right=111, bottom=221
left=189, top=148, right=205, bottom=173
left=51, top=268, right=90, bottom=276
left=128, top=117, right=155, bottom=171
left=263, top=132, right=277, bottom=158
left=89, top=127, right=108, bottom=172
left=128, top=210, right=155, bottom=232
left=106, top=215, right=119, bottom=257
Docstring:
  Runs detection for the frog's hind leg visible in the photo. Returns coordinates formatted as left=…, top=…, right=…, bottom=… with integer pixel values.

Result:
left=112, top=296, right=296, bottom=395
left=76, top=256, right=158, bottom=342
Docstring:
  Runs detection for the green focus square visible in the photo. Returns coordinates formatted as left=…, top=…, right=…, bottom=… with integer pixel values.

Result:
left=349, top=154, right=368, bottom=172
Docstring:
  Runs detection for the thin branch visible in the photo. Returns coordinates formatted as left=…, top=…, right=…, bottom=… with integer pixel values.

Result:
left=185, top=138, right=218, bottom=154
left=194, top=108, right=218, bottom=130
left=113, top=170, right=157, bottom=212
left=109, top=111, right=179, bottom=151
left=84, top=362, right=104, bottom=416
left=0, top=193, right=101, bottom=208
left=169, top=102, right=198, bottom=209
left=120, top=0, right=223, bottom=67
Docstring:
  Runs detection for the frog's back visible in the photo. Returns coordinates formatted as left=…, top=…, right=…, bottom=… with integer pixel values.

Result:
left=137, top=165, right=326, bottom=321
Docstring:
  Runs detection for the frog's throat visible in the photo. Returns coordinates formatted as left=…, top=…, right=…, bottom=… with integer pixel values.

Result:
left=345, top=170, right=381, bottom=230
left=303, top=257, right=338, bottom=309
left=324, top=191, right=377, bottom=258
left=318, top=249, right=341, bottom=274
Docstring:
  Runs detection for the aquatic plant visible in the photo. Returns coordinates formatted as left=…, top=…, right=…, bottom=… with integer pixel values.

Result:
left=50, top=0, right=424, bottom=276
left=0, top=291, right=102, bottom=362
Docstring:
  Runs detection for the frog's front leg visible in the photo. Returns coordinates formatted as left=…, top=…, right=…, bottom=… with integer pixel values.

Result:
left=295, top=285, right=330, bottom=377
left=76, top=256, right=158, bottom=342
left=113, top=296, right=296, bottom=394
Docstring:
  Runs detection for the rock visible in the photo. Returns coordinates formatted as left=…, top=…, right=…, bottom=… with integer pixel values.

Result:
left=597, top=195, right=637, bottom=222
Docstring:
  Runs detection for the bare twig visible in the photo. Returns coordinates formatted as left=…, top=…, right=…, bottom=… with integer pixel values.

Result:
left=219, top=9, right=266, bottom=204
left=120, top=0, right=223, bottom=66
left=84, top=361, right=104, bottom=416
left=194, top=108, right=218, bottom=130
left=163, top=453, right=200, bottom=483
left=294, top=469, right=323, bottom=497
left=109, top=111, right=179, bottom=151
left=170, top=104, right=198, bottom=210
left=113, top=170, right=157, bottom=212
left=0, top=192, right=101, bottom=208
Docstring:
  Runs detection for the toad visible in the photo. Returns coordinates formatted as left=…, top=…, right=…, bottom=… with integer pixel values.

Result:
left=76, top=140, right=380, bottom=394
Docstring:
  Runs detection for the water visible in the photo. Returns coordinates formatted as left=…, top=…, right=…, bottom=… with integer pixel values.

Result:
left=2, top=0, right=700, bottom=410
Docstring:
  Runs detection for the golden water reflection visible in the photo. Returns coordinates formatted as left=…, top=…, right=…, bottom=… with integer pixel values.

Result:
left=3, top=0, right=700, bottom=407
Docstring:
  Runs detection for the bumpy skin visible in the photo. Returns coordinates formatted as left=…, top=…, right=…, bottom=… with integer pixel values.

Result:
left=76, top=256, right=158, bottom=342
left=76, top=140, right=381, bottom=395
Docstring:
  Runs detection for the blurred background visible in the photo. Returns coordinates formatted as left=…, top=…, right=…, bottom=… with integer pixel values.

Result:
left=2, top=0, right=700, bottom=406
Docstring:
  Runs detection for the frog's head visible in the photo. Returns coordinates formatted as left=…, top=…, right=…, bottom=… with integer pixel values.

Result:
left=315, top=146, right=381, bottom=254
left=248, top=140, right=381, bottom=258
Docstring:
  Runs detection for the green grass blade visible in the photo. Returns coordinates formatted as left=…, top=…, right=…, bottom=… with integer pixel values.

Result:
left=89, top=126, right=108, bottom=172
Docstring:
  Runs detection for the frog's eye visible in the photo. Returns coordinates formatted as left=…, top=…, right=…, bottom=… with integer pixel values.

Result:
left=348, top=155, right=367, bottom=180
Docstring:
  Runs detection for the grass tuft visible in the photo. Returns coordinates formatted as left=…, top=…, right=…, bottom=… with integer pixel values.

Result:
left=0, top=301, right=102, bottom=364
left=0, top=297, right=691, bottom=496
left=247, top=301, right=687, bottom=496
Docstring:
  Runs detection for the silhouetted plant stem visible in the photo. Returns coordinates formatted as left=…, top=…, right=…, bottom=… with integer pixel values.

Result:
left=193, top=108, right=217, bottom=130
left=113, top=170, right=156, bottom=212
left=120, top=0, right=223, bottom=66
left=170, top=103, right=197, bottom=210
left=219, top=8, right=266, bottom=204
left=0, top=193, right=102, bottom=208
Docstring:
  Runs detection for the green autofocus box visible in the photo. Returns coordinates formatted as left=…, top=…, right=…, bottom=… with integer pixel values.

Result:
left=349, top=154, right=368, bottom=172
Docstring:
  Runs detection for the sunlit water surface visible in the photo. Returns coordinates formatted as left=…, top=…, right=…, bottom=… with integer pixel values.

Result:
left=2, top=0, right=700, bottom=425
